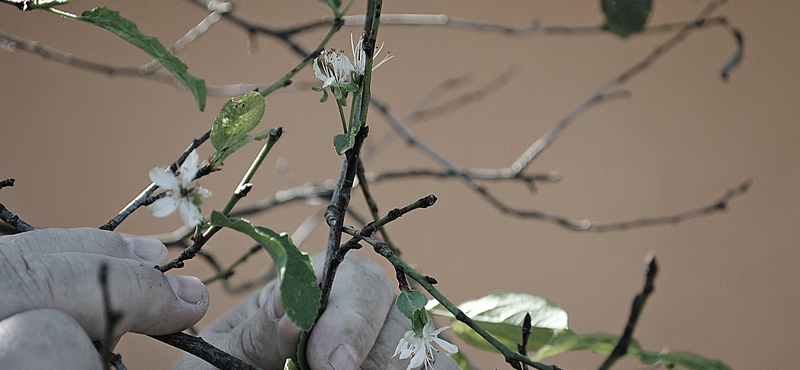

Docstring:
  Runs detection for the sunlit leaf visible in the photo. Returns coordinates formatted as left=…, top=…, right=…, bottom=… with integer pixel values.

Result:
left=533, top=332, right=732, bottom=370
left=210, top=92, right=266, bottom=164
left=283, top=358, right=298, bottom=370
left=78, top=7, right=207, bottom=110
left=448, top=292, right=569, bottom=353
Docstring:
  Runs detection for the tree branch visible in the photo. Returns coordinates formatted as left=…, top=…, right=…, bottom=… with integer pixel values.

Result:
left=99, top=131, right=210, bottom=231
left=150, top=332, right=261, bottom=370
left=598, top=255, right=659, bottom=370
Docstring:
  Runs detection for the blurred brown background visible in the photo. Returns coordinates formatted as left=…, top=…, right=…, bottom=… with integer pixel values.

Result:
left=1, top=1, right=798, bottom=369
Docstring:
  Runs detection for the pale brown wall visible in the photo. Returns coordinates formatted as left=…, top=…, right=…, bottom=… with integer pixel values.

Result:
left=1, top=1, right=798, bottom=369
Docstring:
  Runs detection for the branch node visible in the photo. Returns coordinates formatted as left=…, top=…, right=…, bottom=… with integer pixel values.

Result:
left=236, top=183, right=253, bottom=197
left=419, top=194, right=437, bottom=208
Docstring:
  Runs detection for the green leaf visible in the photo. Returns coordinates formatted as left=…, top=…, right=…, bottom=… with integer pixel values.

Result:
left=449, top=292, right=568, bottom=353
left=283, top=358, right=298, bottom=370
left=410, top=309, right=428, bottom=337
left=396, top=290, right=428, bottom=319
left=210, top=212, right=321, bottom=331
left=449, top=351, right=476, bottom=370
left=532, top=332, right=637, bottom=360
left=533, top=332, right=732, bottom=370
left=333, top=133, right=351, bottom=155
left=210, top=92, right=266, bottom=163
left=662, top=352, right=733, bottom=370
left=601, top=0, right=653, bottom=38
left=333, top=114, right=362, bottom=155
left=78, top=7, right=207, bottom=110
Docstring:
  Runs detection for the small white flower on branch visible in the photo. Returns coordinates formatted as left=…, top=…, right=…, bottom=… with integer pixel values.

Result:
left=312, top=33, right=393, bottom=90
left=148, top=149, right=211, bottom=227
left=351, top=32, right=393, bottom=76
left=393, top=321, right=458, bottom=370
left=313, top=48, right=355, bottom=89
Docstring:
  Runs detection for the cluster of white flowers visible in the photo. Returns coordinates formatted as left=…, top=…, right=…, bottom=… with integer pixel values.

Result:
left=148, top=149, right=211, bottom=227
left=312, top=33, right=393, bottom=89
left=393, top=321, right=459, bottom=370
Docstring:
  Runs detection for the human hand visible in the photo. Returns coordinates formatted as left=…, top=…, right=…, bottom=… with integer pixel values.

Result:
left=0, top=228, right=209, bottom=369
left=173, top=252, right=459, bottom=370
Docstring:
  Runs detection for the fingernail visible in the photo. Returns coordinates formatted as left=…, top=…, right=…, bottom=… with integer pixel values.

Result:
left=122, top=235, right=167, bottom=263
left=328, top=343, right=358, bottom=370
left=167, top=275, right=207, bottom=305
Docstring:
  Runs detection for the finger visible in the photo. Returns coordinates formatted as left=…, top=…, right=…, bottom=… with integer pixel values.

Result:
left=0, top=308, right=104, bottom=370
left=0, top=251, right=208, bottom=339
left=306, top=253, right=395, bottom=370
left=361, top=303, right=410, bottom=370
left=0, top=228, right=168, bottom=264
left=179, top=280, right=299, bottom=370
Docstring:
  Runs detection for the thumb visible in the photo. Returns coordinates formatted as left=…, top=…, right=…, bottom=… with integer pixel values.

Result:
left=174, top=280, right=299, bottom=370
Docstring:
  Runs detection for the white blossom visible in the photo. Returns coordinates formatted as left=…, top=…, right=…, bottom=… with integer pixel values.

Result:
left=148, top=150, right=211, bottom=227
left=393, top=321, right=458, bottom=370
left=313, top=48, right=355, bottom=88
left=312, top=34, right=393, bottom=89
left=351, top=32, right=393, bottom=75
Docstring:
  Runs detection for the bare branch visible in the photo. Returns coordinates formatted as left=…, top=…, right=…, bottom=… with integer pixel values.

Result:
left=98, top=262, right=125, bottom=370
left=0, top=203, right=36, bottom=232
left=99, top=131, right=211, bottom=231
left=139, top=9, right=229, bottom=75
left=511, top=0, right=735, bottom=174
left=599, top=255, right=659, bottom=370
left=150, top=332, right=262, bottom=370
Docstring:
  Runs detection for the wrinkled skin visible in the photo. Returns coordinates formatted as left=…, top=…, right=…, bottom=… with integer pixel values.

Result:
left=0, top=228, right=458, bottom=370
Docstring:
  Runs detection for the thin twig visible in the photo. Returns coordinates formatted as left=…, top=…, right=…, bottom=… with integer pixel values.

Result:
left=510, top=0, right=735, bottom=175
left=0, top=203, right=36, bottom=232
left=149, top=332, right=261, bottom=370
left=139, top=9, right=229, bottom=75
left=93, top=342, right=128, bottom=370
left=519, top=312, right=532, bottom=370
left=366, top=168, right=560, bottom=190
left=598, top=255, right=659, bottom=370
left=159, top=128, right=282, bottom=273
left=0, top=179, right=36, bottom=232
left=98, top=262, right=125, bottom=370
left=202, top=244, right=262, bottom=284
left=343, top=226, right=561, bottom=370
left=99, top=131, right=211, bottom=231
left=356, top=160, right=399, bottom=254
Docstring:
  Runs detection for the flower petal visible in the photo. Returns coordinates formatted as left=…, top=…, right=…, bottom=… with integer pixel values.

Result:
left=149, top=196, right=179, bottom=217
left=180, top=150, right=200, bottom=185
left=178, top=199, right=202, bottom=227
left=322, top=76, right=337, bottom=89
left=431, top=337, right=458, bottom=354
left=149, top=167, right=179, bottom=190
left=313, top=58, right=329, bottom=82
left=408, top=347, right=427, bottom=370
left=195, top=186, right=212, bottom=198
